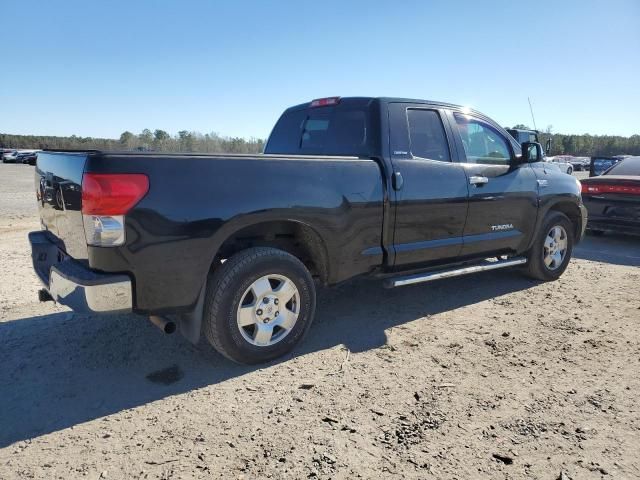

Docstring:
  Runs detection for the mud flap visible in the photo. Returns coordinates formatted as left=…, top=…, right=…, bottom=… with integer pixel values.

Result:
left=178, top=284, right=206, bottom=344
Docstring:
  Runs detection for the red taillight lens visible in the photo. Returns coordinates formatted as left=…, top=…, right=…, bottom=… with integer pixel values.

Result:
left=581, top=182, right=640, bottom=195
left=82, top=173, right=149, bottom=215
left=310, top=96, right=340, bottom=108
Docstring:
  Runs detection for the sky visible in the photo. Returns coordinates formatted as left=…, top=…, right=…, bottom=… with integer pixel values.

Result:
left=1, top=0, right=639, bottom=139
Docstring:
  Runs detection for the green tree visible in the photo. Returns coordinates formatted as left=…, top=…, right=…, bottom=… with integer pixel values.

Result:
left=177, top=130, right=194, bottom=151
left=119, top=131, right=136, bottom=149
left=139, top=128, right=153, bottom=144
left=154, top=129, right=169, bottom=141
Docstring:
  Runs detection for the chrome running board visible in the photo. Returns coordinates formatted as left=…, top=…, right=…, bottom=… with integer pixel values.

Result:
left=384, top=257, right=527, bottom=288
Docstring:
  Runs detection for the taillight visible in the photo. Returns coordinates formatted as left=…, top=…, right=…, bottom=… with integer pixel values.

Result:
left=310, top=97, right=340, bottom=108
left=81, top=173, right=149, bottom=246
left=581, top=182, right=640, bottom=195
left=82, top=173, right=149, bottom=215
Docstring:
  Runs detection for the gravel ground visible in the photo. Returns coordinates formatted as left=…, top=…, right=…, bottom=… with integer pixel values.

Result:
left=1, top=163, right=639, bottom=479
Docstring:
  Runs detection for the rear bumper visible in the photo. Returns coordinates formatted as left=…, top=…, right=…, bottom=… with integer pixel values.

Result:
left=583, top=195, right=640, bottom=236
left=29, top=231, right=132, bottom=313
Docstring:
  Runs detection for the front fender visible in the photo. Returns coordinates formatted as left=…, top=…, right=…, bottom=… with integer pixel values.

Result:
left=529, top=165, right=584, bottom=249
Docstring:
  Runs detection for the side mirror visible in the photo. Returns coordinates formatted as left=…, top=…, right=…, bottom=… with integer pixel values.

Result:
left=522, top=141, right=543, bottom=163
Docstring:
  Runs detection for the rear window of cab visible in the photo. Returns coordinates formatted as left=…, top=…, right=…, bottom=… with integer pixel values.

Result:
left=265, top=100, right=377, bottom=157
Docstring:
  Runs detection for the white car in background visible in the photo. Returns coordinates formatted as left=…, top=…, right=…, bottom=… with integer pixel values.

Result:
left=2, top=150, right=19, bottom=163
left=544, top=156, right=573, bottom=174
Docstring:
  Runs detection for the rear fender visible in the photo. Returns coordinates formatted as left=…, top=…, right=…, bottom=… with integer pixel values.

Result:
left=178, top=216, right=329, bottom=344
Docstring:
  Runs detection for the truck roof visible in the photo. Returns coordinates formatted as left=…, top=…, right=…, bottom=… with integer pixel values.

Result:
left=286, top=96, right=476, bottom=113
left=506, top=127, right=540, bottom=134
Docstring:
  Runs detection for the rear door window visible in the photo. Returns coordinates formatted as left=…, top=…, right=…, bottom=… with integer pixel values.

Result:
left=406, top=109, right=450, bottom=161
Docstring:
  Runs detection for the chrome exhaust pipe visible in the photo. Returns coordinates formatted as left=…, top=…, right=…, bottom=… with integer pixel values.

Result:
left=149, top=315, right=177, bottom=334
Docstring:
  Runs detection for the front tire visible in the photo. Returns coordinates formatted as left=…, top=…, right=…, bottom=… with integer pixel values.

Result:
left=202, top=247, right=316, bottom=364
left=567, top=166, right=573, bottom=175
left=523, top=212, right=574, bottom=281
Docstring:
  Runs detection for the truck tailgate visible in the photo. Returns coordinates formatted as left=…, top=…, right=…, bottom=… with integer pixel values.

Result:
left=35, top=151, right=89, bottom=260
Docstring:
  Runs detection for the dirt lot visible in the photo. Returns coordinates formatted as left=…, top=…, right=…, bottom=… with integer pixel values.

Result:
left=1, top=163, right=639, bottom=479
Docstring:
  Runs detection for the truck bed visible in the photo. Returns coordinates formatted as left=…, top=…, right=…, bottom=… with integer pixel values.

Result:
left=35, top=150, right=385, bottom=313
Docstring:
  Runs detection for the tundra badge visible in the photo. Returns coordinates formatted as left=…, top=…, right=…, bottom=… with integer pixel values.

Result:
left=491, top=224, right=514, bottom=231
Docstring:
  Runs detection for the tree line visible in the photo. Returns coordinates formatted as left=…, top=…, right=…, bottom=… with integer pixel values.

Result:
left=2, top=127, right=639, bottom=157
left=512, top=125, right=640, bottom=157
left=544, top=132, right=640, bottom=157
left=0, top=129, right=265, bottom=154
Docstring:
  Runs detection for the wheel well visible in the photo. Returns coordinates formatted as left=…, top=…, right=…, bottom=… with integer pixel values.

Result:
left=215, top=221, right=329, bottom=283
left=549, top=202, right=581, bottom=239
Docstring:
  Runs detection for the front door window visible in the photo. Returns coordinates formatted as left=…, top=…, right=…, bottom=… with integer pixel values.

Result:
left=454, top=114, right=511, bottom=165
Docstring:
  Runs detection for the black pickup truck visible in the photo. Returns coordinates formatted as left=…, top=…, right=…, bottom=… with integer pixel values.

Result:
left=30, top=97, right=587, bottom=363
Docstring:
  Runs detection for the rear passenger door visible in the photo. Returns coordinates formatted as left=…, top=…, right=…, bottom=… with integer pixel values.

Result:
left=388, top=103, right=469, bottom=268
left=445, top=111, right=539, bottom=257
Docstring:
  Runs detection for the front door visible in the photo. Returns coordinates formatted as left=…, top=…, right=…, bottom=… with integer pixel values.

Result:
left=446, top=111, right=539, bottom=257
left=388, top=104, right=469, bottom=268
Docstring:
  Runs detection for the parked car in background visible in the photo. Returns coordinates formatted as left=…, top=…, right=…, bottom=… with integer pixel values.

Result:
left=581, top=156, right=640, bottom=236
left=580, top=159, right=591, bottom=171
left=16, top=150, right=39, bottom=165
left=589, top=155, right=629, bottom=177
left=545, top=156, right=574, bottom=174
left=570, top=157, right=590, bottom=171
left=2, top=149, right=19, bottom=163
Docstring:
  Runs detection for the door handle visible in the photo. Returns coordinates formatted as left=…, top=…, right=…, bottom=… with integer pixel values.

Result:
left=392, top=171, right=404, bottom=191
left=469, top=176, right=489, bottom=185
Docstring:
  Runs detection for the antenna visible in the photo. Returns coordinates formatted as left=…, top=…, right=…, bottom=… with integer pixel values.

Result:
left=527, top=97, right=538, bottom=131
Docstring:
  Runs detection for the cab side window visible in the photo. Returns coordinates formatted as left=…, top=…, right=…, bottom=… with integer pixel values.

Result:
left=454, top=114, right=511, bottom=165
left=407, top=109, right=451, bottom=162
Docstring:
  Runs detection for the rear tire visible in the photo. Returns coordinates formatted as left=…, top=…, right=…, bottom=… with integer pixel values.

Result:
left=523, top=212, right=574, bottom=281
left=202, top=247, right=316, bottom=364
left=567, top=166, right=573, bottom=175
